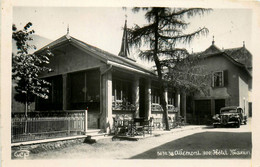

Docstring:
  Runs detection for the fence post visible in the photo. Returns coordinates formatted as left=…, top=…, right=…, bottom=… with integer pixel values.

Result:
left=68, top=118, right=71, bottom=135
left=84, top=108, right=88, bottom=134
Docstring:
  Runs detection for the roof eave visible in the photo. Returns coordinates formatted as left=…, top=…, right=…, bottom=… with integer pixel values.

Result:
left=222, top=52, right=252, bottom=78
left=69, top=36, right=154, bottom=74
left=34, top=35, right=71, bottom=54
left=107, top=60, right=156, bottom=76
left=34, top=35, right=155, bottom=75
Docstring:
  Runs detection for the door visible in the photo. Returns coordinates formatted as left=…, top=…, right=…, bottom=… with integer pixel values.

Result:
left=195, top=100, right=211, bottom=125
left=215, top=99, right=225, bottom=114
left=249, top=102, right=252, bottom=117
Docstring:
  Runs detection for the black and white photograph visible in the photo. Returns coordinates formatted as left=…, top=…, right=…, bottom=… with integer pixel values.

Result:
left=1, top=0, right=260, bottom=167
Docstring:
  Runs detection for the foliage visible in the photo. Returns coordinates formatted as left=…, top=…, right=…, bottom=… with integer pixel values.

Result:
left=128, top=7, right=211, bottom=130
left=163, top=55, right=212, bottom=95
left=12, top=22, right=53, bottom=115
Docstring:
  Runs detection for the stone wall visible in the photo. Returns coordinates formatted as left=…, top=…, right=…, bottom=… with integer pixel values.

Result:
left=12, top=137, right=86, bottom=159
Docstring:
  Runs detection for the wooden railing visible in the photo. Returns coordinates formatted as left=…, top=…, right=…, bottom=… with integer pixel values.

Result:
left=112, top=101, right=136, bottom=111
left=11, top=110, right=87, bottom=143
left=151, top=104, right=179, bottom=112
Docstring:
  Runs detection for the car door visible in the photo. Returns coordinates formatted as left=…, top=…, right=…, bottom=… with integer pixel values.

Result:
left=237, top=108, right=243, bottom=122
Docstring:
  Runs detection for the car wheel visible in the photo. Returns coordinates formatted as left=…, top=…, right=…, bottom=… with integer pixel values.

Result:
left=213, top=124, right=217, bottom=128
left=236, top=122, right=240, bottom=128
left=244, top=121, right=247, bottom=125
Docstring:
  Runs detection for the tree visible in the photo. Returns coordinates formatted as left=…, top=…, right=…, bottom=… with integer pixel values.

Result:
left=128, top=8, right=211, bottom=130
left=12, top=22, right=53, bottom=117
left=163, top=52, right=212, bottom=94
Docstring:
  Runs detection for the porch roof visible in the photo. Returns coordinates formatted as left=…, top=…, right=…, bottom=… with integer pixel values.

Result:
left=35, top=34, right=156, bottom=76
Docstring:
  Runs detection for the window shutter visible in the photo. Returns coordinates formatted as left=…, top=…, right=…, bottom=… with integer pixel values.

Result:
left=224, top=70, right=228, bottom=86
left=211, top=74, right=215, bottom=87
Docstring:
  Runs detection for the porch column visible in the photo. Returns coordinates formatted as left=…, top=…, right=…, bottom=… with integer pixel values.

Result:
left=175, top=91, right=181, bottom=117
left=133, top=76, right=140, bottom=118
left=164, top=88, right=168, bottom=112
left=84, top=109, right=88, bottom=133
left=181, top=92, right=187, bottom=123
left=145, top=79, right=151, bottom=119
left=62, top=74, right=67, bottom=110
left=100, top=67, right=113, bottom=134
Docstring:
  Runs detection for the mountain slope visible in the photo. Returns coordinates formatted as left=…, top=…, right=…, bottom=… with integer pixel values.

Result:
left=12, top=34, right=52, bottom=54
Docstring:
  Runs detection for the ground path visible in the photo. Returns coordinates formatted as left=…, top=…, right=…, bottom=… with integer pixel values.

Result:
left=28, top=121, right=251, bottom=159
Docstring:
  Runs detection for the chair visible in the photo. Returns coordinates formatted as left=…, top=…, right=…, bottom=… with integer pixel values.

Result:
left=173, top=116, right=185, bottom=128
left=143, top=119, right=153, bottom=136
left=153, top=118, right=162, bottom=130
left=113, top=118, right=129, bottom=136
left=131, top=118, right=145, bottom=136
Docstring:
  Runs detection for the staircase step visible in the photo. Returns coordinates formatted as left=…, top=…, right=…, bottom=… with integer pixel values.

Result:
left=85, top=129, right=101, bottom=133
left=83, top=129, right=111, bottom=143
left=91, top=135, right=111, bottom=141
left=84, top=129, right=103, bottom=135
left=87, top=133, right=107, bottom=137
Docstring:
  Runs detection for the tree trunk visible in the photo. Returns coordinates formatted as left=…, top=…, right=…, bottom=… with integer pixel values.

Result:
left=153, top=9, right=170, bottom=130
left=25, top=100, right=28, bottom=118
left=24, top=93, right=28, bottom=134
left=159, top=80, right=170, bottom=130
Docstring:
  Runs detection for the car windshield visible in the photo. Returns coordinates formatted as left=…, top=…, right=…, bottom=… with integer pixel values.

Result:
left=221, top=109, right=237, bottom=113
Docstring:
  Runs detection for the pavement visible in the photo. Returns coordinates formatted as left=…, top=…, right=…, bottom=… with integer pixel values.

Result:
left=26, top=124, right=208, bottom=159
left=111, top=118, right=252, bottom=141
left=97, top=125, right=207, bottom=141
left=152, top=125, right=207, bottom=136
left=25, top=121, right=251, bottom=160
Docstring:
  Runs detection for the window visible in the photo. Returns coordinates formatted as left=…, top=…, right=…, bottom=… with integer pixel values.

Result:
left=168, top=92, right=174, bottom=105
left=212, top=70, right=228, bottom=88
left=70, top=70, right=100, bottom=108
left=70, top=71, right=85, bottom=103
left=112, top=79, right=132, bottom=103
left=151, top=88, right=160, bottom=104
left=86, top=70, right=100, bottom=102
left=36, top=75, right=63, bottom=110
left=213, top=71, right=224, bottom=87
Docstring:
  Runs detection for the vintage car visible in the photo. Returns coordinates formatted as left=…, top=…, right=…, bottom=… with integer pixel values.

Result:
left=212, top=106, right=247, bottom=128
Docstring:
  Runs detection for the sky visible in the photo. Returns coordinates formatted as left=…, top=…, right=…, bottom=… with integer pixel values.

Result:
left=13, top=7, right=253, bottom=67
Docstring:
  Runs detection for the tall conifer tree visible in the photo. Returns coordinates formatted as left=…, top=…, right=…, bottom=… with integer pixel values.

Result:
left=128, top=8, right=211, bottom=130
